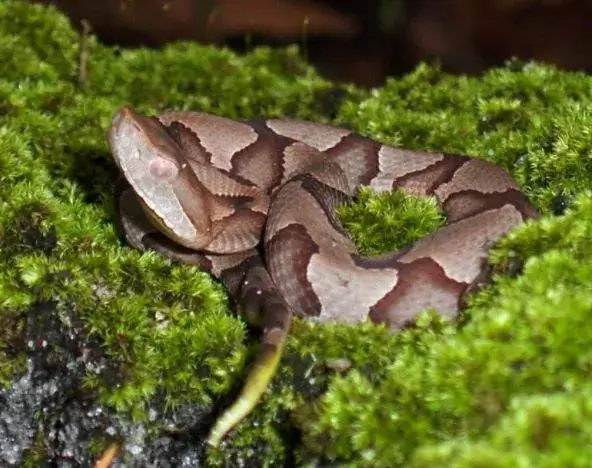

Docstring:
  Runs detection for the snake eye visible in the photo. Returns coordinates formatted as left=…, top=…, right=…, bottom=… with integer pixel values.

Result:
left=149, top=156, right=179, bottom=182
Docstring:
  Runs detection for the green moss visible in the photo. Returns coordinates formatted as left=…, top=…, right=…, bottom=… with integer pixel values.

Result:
left=411, top=387, right=592, bottom=468
left=338, top=187, right=444, bottom=256
left=1, top=0, right=592, bottom=465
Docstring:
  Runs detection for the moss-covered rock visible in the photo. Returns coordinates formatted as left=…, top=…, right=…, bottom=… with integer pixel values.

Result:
left=1, top=0, right=591, bottom=465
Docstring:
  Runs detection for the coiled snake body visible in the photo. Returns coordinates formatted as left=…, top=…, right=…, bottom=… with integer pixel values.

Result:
left=108, top=106, right=538, bottom=446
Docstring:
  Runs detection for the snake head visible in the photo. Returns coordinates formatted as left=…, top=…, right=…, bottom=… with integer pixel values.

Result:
left=108, top=106, right=214, bottom=250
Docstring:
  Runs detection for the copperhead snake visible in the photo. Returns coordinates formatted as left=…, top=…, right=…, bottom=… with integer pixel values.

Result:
left=107, top=106, right=538, bottom=447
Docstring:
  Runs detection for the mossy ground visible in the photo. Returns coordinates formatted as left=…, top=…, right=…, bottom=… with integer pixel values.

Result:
left=1, top=0, right=591, bottom=465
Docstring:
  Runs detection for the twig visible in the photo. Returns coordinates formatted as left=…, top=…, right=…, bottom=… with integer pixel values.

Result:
left=94, top=443, right=119, bottom=468
left=78, top=19, right=92, bottom=86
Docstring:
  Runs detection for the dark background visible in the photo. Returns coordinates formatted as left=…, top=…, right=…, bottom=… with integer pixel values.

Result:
left=32, top=0, right=592, bottom=87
